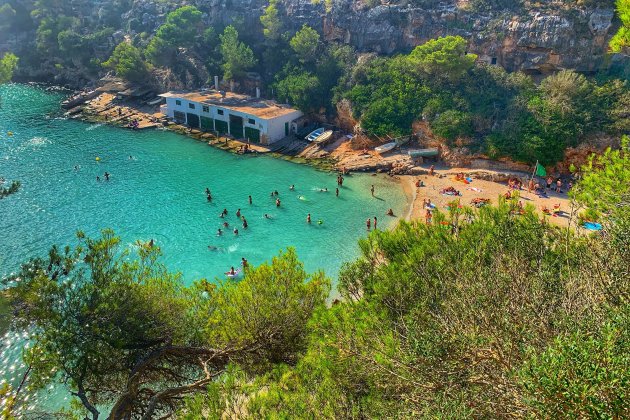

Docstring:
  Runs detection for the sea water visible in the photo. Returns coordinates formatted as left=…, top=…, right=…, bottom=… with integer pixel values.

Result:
left=0, top=84, right=407, bottom=413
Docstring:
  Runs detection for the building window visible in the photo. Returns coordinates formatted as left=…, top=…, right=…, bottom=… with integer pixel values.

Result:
left=248, top=118, right=255, bottom=125
left=202, top=105, right=209, bottom=113
left=189, top=103, right=195, bottom=109
left=175, top=100, right=181, bottom=106
left=217, top=109, right=224, bottom=115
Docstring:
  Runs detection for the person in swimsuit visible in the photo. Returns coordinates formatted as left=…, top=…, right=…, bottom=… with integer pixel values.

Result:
left=336, top=188, right=339, bottom=197
left=307, top=213, right=311, bottom=223
left=242, top=218, right=248, bottom=228
left=276, top=198, right=281, bottom=207
left=366, top=218, right=371, bottom=230
left=373, top=217, right=377, bottom=229
left=217, top=228, right=223, bottom=236
left=236, top=209, right=241, bottom=217
left=248, top=195, right=253, bottom=204
left=233, top=228, right=239, bottom=235
left=241, top=257, right=248, bottom=268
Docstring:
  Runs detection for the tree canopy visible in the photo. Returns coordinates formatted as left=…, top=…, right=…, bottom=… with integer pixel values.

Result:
left=219, top=25, right=257, bottom=80
left=610, top=0, right=630, bottom=53
left=0, top=52, right=19, bottom=83
left=289, top=25, right=321, bottom=63
left=102, top=42, right=149, bottom=83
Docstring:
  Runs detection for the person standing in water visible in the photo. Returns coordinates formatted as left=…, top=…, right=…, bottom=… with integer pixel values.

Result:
left=217, top=228, right=223, bottom=236
left=242, top=218, right=248, bottom=228
left=370, top=185, right=375, bottom=197
left=276, top=198, right=281, bottom=207
left=104, top=172, right=110, bottom=181
left=241, top=257, right=248, bottom=268
left=366, top=218, right=371, bottom=230
left=307, top=213, right=311, bottom=224
left=248, top=195, right=253, bottom=204
left=222, top=208, right=228, bottom=216
left=236, top=209, right=241, bottom=217
left=373, top=216, right=377, bottom=229
left=233, top=228, right=239, bottom=235
left=336, top=188, right=339, bottom=197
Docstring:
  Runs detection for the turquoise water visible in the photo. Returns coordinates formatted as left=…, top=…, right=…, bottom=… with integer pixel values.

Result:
left=0, top=84, right=406, bottom=414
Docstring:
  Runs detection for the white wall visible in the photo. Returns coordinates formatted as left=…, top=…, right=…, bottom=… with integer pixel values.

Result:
left=163, top=96, right=303, bottom=143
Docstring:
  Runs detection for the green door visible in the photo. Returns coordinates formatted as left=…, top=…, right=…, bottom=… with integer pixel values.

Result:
left=200, top=116, right=214, bottom=132
left=244, top=127, right=260, bottom=143
left=186, top=113, right=200, bottom=128
left=229, top=114, right=244, bottom=139
left=215, top=120, right=228, bottom=135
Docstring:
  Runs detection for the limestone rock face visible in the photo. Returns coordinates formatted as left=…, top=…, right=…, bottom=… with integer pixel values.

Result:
left=270, top=0, right=618, bottom=73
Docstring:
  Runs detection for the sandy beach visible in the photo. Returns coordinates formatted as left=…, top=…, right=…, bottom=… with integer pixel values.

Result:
left=398, top=165, right=574, bottom=228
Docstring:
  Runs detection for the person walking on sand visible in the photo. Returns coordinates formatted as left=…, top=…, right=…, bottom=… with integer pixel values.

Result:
left=307, top=213, right=311, bottom=224
left=366, top=218, right=371, bottom=230
left=370, top=185, right=375, bottom=197
left=556, top=178, right=562, bottom=193
left=425, top=209, right=432, bottom=224
left=429, top=165, right=435, bottom=176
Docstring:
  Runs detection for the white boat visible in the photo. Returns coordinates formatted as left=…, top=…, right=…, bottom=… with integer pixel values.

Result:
left=306, top=128, right=324, bottom=142
left=313, top=130, right=333, bottom=144
left=374, top=141, right=397, bottom=154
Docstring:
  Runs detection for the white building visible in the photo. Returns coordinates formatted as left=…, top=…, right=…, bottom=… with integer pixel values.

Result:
left=159, top=90, right=303, bottom=144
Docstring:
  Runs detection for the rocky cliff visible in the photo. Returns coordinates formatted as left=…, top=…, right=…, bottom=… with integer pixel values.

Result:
left=277, top=0, right=618, bottom=74
left=3, top=0, right=622, bottom=86
left=59, top=0, right=622, bottom=75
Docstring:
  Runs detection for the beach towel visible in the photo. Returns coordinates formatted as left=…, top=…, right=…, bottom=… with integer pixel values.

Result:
left=467, top=187, right=483, bottom=192
left=583, top=222, right=602, bottom=231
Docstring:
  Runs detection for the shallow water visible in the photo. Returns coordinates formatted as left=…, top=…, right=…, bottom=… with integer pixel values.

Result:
left=0, top=84, right=407, bottom=413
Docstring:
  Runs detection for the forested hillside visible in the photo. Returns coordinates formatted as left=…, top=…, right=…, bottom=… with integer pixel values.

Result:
left=1, top=1, right=628, bottom=167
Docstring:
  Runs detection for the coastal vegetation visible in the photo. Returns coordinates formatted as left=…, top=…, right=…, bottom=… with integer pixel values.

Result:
left=2, top=139, right=628, bottom=419
left=0, top=1, right=627, bottom=168
left=0, top=52, right=18, bottom=84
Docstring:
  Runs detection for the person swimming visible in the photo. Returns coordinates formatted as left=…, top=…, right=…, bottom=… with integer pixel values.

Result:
left=223, top=222, right=229, bottom=228
left=222, top=208, right=228, bottom=216
left=276, top=198, right=281, bottom=207
left=274, top=190, right=279, bottom=196
left=233, top=228, right=239, bottom=235
left=226, top=266, right=236, bottom=275
left=242, top=218, right=248, bottom=228
left=96, top=176, right=101, bottom=182
left=290, top=185, right=295, bottom=190
left=264, top=213, right=270, bottom=219
left=217, top=228, right=223, bottom=236
left=104, top=172, right=110, bottom=181
left=236, top=209, right=241, bottom=217
left=208, top=245, right=218, bottom=251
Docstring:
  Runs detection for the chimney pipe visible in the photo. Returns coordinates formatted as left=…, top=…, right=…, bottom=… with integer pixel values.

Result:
left=214, top=76, right=219, bottom=91
left=256, top=87, right=260, bottom=98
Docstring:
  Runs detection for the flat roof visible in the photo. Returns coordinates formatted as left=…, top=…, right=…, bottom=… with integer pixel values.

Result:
left=159, top=90, right=300, bottom=119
